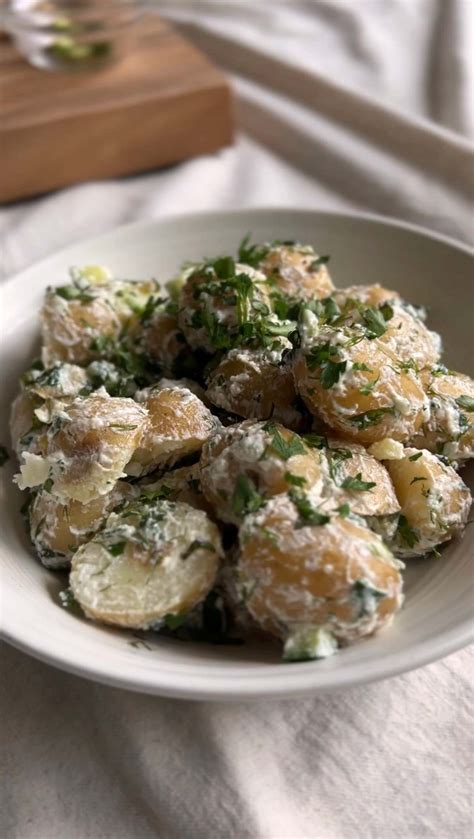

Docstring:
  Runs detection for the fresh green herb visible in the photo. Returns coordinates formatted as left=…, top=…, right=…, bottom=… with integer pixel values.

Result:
left=321, top=359, right=347, bottom=389
left=360, top=377, right=379, bottom=395
left=59, top=588, right=81, bottom=614
left=302, top=433, right=327, bottom=449
left=181, top=540, right=216, bottom=560
left=108, top=542, right=126, bottom=556
left=408, top=452, right=423, bottom=461
left=238, top=235, right=270, bottom=268
left=397, top=514, right=418, bottom=548
left=55, top=285, right=95, bottom=303
left=289, top=490, right=330, bottom=527
left=351, top=407, right=395, bottom=430
left=43, top=478, right=54, bottom=493
left=263, top=425, right=306, bottom=460
left=456, top=395, right=474, bottom=412
left=231, top=475, right=265, bottom=518
left=340, top=473, right=376, bottom=492
left=410, top=476, right=426, bottom=485
left=310, top=255, right=330, bottom=270
left=353, top=362, right=372, bottom=372
left=164, top=613, right=188, bottom=629
left=351, top=580, right=387, bottom=617
left=336, top=503, right=351, bottom=517
left=0, top=445, right=9, bottom=467
left=326, top=447, right=353, bottom=483
left=360, top=305, right=393, bottom=339
left=284, top=472, right=307, bottom=487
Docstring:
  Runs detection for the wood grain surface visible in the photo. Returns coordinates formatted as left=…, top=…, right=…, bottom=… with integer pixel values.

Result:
left=0, top=18, right=233, bottom=203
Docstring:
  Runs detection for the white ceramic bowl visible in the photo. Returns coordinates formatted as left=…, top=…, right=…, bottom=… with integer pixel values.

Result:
left=1, top=209, right=473, bottom=700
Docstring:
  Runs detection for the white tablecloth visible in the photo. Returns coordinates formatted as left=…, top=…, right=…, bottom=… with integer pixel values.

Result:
left=1, top=2, right=473, bottom=837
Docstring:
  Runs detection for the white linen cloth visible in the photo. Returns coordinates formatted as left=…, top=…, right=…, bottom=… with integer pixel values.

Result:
left=1, top=2, right=473, bottom=837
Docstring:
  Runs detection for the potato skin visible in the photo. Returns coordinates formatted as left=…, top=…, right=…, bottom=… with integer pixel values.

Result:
left=238, top=494, right=403, bottom=643
left=46, top=395, right=148, bottom=502
left=206, top=343, right=305, bottom=430
left=70, top=499, right=222, bottom=629
left=199, top=420, right=324, bottom=524
left=260, top=244, right=334, bottom=301
left=41, top=277, right=158, bottom=366
left=412, top=369, right=474, bottom=462
left=294, top=331, right=428, bottom=444
left=129, top=386, right=219, bottom=476
left=386, top=448, right=471, bottom=557
left=321, top=438, right=400, bottom=517
left=29, top=482, right=135, bottom=569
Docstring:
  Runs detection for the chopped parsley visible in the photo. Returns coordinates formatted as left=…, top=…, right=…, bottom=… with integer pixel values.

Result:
left=108, top=542, right=126, bottom=556
left=289, top=490, right=330, bottom=528
left=408, top=451, right=423, bottom=461
left=164, top=613, right=188, bottom=629
left=410, top=476, right=426, bottom=485
left=263, top=423, right=306, bottom=460
left=456, top=395, right=474, bottom=413
left=237, top=235, right=270, bottom=268
left=181, top=540, right=216, bottom=560
left=310, top=255, right=330, bottom=270
left=351, top=407, right=395, bottom=430
left=231, top=475, right=265, bottom=518
left=351, top=580, right=387, bottom=618
left=55, top=284, right=95, bottom=304
left=340, top=473, right=376, bottom=492
left=0, top=445, right=9, bottom=467
left=302, top=433, right=327, bottom=449
left=284, top=472, right=306, bottom=487
left=336, top=503, right=351, bottom=517
left=360, top=304, right=393, bottom=339
left=305, top=342, right=347, bottom=388
left=59, top=588, right=81, bottom=614
left=397, top=514, right=418, bottom=548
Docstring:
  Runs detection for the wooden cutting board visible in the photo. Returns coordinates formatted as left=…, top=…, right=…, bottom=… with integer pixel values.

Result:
left=0, top=18, right=233, bottom=204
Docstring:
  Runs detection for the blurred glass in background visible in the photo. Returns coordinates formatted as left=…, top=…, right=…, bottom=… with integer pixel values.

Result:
left=3, top=0, right=142, bottom=71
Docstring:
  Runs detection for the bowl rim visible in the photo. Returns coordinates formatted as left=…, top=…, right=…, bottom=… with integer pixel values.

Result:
left=1, top=206, right=473, bottom=700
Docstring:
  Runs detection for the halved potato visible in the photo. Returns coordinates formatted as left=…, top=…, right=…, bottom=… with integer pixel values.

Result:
left=206, top=341, right=305, bottom=429
left=199, top=420, right=324, bottom=525
left=238, top=494, right=404, bottom=656
left=294, top=327, right=428, bottom=444
left=29, top=481, right=135, bottom=569
left=321, top=438, right=400, bottom=517
left=386, top=447, right=471, bottom=556
left=41, top=270, right=158, bottom=365
left=15, top=394, right=148, bottom=503
left=70, top=498, right=222, bottom=629
left=128, top=386, right=219, bottom=476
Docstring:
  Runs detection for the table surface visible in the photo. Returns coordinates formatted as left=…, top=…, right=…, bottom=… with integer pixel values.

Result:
left=1, top=2, right=473, bottom=837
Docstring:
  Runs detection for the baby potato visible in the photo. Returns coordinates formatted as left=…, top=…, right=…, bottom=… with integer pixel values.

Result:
left=178, top=260, right=272, bottom=352
left=386, top=447, right=471, bottom=557
left=238, top=494, right=404, bottom=657
left=10, top=363, right=89, bottom=457
left=138, top=463, right=214, bottom=516
left=20, top=394, right=148, bottom=503
left=412, top=368, right=474, bottom=462
left=260, top=244, right=334, bottom=301
left=41, top=270, right=158, bottom=366
left=128, top=386, right=219, bottom=476
left=333, top=287, right=440, bottom=368
left=70, top=497, right=222, bottom=629
left=206, top=340, right=305, bottom=430
left=294, top=326, right=428, bottom=444
left=29, top=481, right=135, bottom=569
left=199, top=420, right=324, bottom=525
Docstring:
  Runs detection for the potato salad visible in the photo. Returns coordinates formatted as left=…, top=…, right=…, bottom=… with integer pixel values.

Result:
left=10, top=242, right=473, bottom=662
